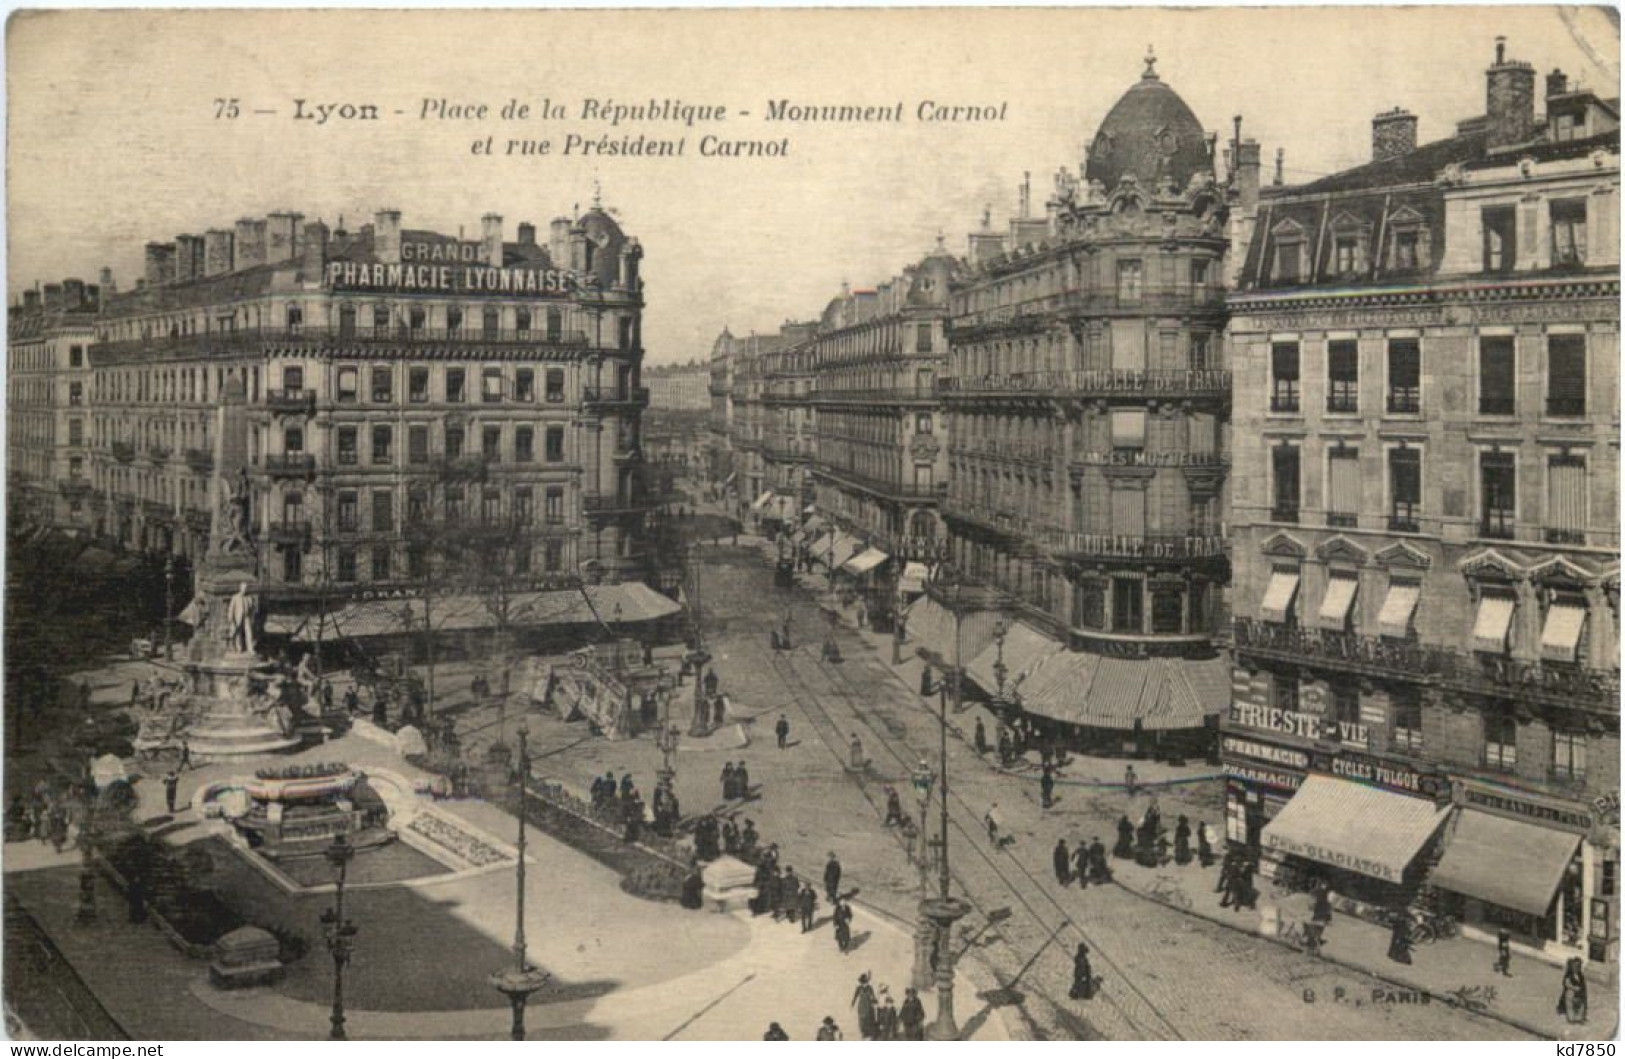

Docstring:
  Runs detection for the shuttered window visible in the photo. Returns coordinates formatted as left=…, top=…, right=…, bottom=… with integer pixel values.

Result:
left=1110, top=486, right=1147, bottom=537
left=1546, top=453, right=1586, bottom=544
left=1547, top=334, right=1586, bottom=416
left=1327, top=446, right=1360, bottom=526
left=1479, top=336, right=1516, bottom=416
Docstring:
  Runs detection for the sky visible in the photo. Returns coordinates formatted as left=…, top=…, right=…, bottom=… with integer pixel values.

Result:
left=7, top=7, right=1619, bottom=366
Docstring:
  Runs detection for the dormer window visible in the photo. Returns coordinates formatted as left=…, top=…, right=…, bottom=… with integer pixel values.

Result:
left=1393, top=230, right=1419, bottom=270
left=1385, top=208, right=1430, bottom=272
left=1334, top=238, right=1358, bottom=275
left=1273, top=239, right=1305, bottom=283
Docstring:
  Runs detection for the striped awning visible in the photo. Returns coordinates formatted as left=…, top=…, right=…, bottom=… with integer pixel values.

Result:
left=1377, top=581, right=1420, bottom=638
left=809, top=532, right=834, bottom=557
left=1430, top=809, right=1579, bottom=916
left=825, top=534, right=863, bottom=568
left=1262, top=775, right=1449, bottom=884
left=904, top=595, right=1001, bottom=669
left=271, top=582, right=680, bottom=642
left=1317, top=574, right=1359, bottom=630
left=752, top=490, right=775, bottom=512
left=1472, top=595, right=1516, bottom=653
left=1260, top=569, right=1300, bottom=624
left=965, top=622, right=1064, bottom=700
left=1540, top=603, right=1588, bottom=663
left=1019, top=652, right=1229, bottom=731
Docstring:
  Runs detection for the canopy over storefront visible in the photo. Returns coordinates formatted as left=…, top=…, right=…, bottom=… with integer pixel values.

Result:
left=752, top=491, right=775, bottom=512
left=965, top=622, right=1064, bottom=700
left=898, top=562, right=931, bottom=596
left=1261, top=775, right=1449, bottom=884
left=1430, top=809, right=1580, bottom=916
left=1017, top=651, right=1229, bottom=731
left=842, top=548, right=889, bottom=577
left=904, top=594, right=1002, bottom=670
left=265, top=582, right=681, bottom=643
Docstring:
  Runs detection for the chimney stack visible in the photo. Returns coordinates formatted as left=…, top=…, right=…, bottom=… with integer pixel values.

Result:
left=174, top=234, right=206, bottom=283
left=42, top=283, right=63, bottom=310
left=1547, top=68, right=1569, bottom=99
left=233, top=218, right=267, bottom=270
left=62, top=278, right=86, bottom=308
left=1235, top=139, right=1262, bottom=208
left=1274, top=148, right=1285, bottom=186
left=22, top=290, right=39, bottom=312
left=301, top=219, right=329, bottom=278
left=144, top=242, right=177, bottom=286
left=98, top=266, right=115, bottom=294
left=204, top=229, right=234, bottom=276
left=266, top=211, right=303, bottom=263
left=1486, top=36, right=1536, bottom=151
left=517, top=221, right=537, bottom=246
left=481, top=212, right=504, bottom=266
left=549, top=216, right=571, bottom=264
left=374, top=209, right=402, bottom=265
left=1372, top=107, right=1419, bottom=161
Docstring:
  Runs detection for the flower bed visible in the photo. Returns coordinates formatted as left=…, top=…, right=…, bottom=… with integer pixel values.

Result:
left=405, top=812, right=511, bottom=868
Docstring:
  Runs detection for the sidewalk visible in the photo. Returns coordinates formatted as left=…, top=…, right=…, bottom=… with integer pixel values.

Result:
left=797, top=544, right=1615, bottom=1042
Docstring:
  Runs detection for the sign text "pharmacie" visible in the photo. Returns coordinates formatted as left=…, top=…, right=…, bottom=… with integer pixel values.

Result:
left=326, top=261, right=586, bottom=296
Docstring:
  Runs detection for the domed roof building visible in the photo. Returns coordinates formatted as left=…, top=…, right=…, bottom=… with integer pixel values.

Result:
left=1084, top=53, right=1213, bottom=193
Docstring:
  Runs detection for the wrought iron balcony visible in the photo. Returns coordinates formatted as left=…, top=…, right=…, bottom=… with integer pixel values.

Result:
left=268, top=519, right=311, bottom=543
left=264, top=453, right=316, bottom=477
left=58, top=478, right=92, bottom=498
left=266, top=388, right=316, bottom=415
left=111, top=441, right=137, bottom=463
left=89, top=325, right=592, bottom=360
left=582, top=385, right=651, bottom=410
left=146, top=444, right=171, bottom=462
left=184, top=448, right=213, bottom=473
left=1232, top=618, right=1619, bottom=714
left=938, top=368, right=1229, bottom=401
left=583, top=493, right=650, bottom=517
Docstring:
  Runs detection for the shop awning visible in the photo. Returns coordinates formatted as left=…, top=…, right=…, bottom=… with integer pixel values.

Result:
left=1261, top=775, right=1448, bottom=884
left=273, top=582, right=681, bottom=642
left=1260, top=569, right=1300, bottom=624
left=842, top=548, right=889, bottom=576
left=966, top=622, right=1063, bottom=699
left=904, top=595, right=1001, bottom=669
left=1430, top=809, right=1579, bottom=916
left=1540, top=603, right=1588, bottom=663
left=826, top=534, right=862, bottom=568
left=752, top=491, right=775, bottom=512
left=1472, top=595, right=1516, bottom=653
left=898, top=561, right=930, bottom=595
left=723, top=472, right=736, bottom=486
left=1378, top=581, right=1420, bottom=638
left=1018, top=651, right=1229, bottom=731
left=1317, top=575, right=1359, bottom=630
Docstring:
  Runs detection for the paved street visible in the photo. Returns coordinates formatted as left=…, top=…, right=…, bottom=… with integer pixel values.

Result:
left=472, top=531, right=1555, bottom=1041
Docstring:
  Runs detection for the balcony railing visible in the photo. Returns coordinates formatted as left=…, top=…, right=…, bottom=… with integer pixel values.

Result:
left=1479, top=512, right=1516, bottom=540
left=264, top=453, right=316, bottom=477
left=1386, top=391, right=1421, bottom=415
left=58, top=478, right=92, bottom=498
left=89, top=325, right=592, bottom=359
left=432, top=455, right=489, bottom=481
left=1232, top=618, right=1619, bottom=713
left=813, top=464, right=943, bottom=502
left=1270, top=504, right=1300, bottom=524
left=583, top=493, right=649, bottom=517
left=810, top=386, right=936, bottom=404
left=582, top=385, right=651, bottom=409
left=267, top=388, right=317, bottom=414
left=267, top=519, right=311, bottom=542
left=961, top=439, right=1057, bottom=465
left=184, top=448, right=213, bottom=473
left=939, top=369, right=1229, bottom=400
left=146, top=445, right=171, bottom=462
left=111, top=441, right=136, bottom=463
left=1037, top=530, right=1227, bottom=562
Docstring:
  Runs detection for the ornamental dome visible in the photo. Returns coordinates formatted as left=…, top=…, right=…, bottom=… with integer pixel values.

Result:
left=1084, top=53, right=1211, bottom=193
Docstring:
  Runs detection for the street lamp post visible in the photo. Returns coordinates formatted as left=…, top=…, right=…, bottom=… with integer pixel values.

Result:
left=685, top=542, right=712, bottom=737
left=490, top=724, right=551, bottom=1040
left=922, top=570, right=972, bottom=1040
left=321, top=833, right=358, bottom=1041
left=75, top=783, right=98, bottom=925
left=992, top=618, right=1009, bottom=703
left=909, top=758, right=936, bottom=990
left=162, top=556, right=176, bottom=661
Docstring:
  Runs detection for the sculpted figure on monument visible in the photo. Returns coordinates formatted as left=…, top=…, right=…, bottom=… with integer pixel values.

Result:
left=227, top=582, right=259, bottom=655
left=219, top=467, right=254, bottom=555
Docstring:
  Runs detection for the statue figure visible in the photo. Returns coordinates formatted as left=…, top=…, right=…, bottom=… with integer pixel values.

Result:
left=294, top=652, right=319, bottom=702
left=227, top=582, right=258, bottom=655
left=219, top=467, right=254, bottom=555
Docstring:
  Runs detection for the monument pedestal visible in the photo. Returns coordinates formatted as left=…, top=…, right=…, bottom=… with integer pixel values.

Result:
left=183, top=653, right=302, bottom=761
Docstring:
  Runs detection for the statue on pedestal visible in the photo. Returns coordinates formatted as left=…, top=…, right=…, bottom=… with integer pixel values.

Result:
left=227, top=582, right=258, bottom=656
left=218, top=468, right=254, bottom=556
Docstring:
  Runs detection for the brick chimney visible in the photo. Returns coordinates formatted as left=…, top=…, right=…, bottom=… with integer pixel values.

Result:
left=204, top=229, right=234, bottom=276
left=1486, top=36, right=1536, bottom=151
left=517, top=221, right=537, bottom=246
left=42, top=283, right=63, bottom=310
left=374, top=209, right=402, bottom=265
left=22, top=289, right=39, bottom=312
left=98, top=267, right=115, bottom=295
left=481, top=213, right=504, bottom=266
left=144, top=242, right=176, bottom=286
left=1372, top=107, right=1418, bottom=161
left=1234, top=139, right=1262, bottom=208
left=266, top=211, right=303, bottom=263
left=174, top=234, right=206, bottom=282
left=233, top=218, right=267, bottom=270
left=62, top=278, right=85, bottom=308
left=301, top=219, right=329, bottom=278
left=1547, top=68, right=1569, bottom=99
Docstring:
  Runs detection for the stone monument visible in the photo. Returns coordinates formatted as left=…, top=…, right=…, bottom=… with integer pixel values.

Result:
left=138, top=369, right=302, bottom=761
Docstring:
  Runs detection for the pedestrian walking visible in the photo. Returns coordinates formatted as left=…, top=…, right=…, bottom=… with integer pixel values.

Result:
left=1040, top=764, right=1056, bottom=809
left=900, top=988, right=926, bottom=1040
left=741, top=818, right=759, bottom=859
left=885, top=786, right=905, bottom=827
left=620, top=772, right=635, bottom=800
left=1114, top=815, right=1134, bottom=859
left=848, top=733, right=864, bottom=771
left=834, top=899, right=853, bottom=953
left=1088, top=837, right=1111, bottom=884
left=736, top=761, right=751, bottom=800
left=1069, top=942, right=1096, bottom=1000
left=764, top=1023, right=789, bottom=1041
left=1494, top=927, right=1513, bottom=977
left=852, top=973, right=878, bottom=1040
left=1558, top=957, right=1588, bottom=1024
left=178, top=739, right=192, bottom=772
left=973, top=717, right=989, bottom=755
left=713, top=691, right=729, bottom=728
left=162, top=770, right=180, bottom=814
left=1196, top=820, right=1215, bottom=867
left=1074, top=841, right=1091, bottom=889
left=780, top=866, right=801, bottom=923
left=1053, top=838, right=1071, bottom=886
left=1123, top=763, right=1138, bottom=795
left=799, top=883, right=817, bottom=933
left=1174, top=816, right=1192, bottom=865
left=815, top=1016, right=843, bottom=1041
left=721, top=761, right=736, bottom=801
left=984, top=803, right=1003, bottom=846
left=776, top=714, right=791, bottom=749
left=876, top=992, right=899, bottom=1040
left=824, top=852, right=843, bottom=903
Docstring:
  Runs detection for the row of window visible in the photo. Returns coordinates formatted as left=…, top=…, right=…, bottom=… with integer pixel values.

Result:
left=280, top=483, right=572, bottom=532
left=1268, top=442, right=1590, bottom=542
left=282, top=422, right=574, bottom=466
left=282, top=364, right=570, bottom=405
left=280, top=535, right=571, bottom=585
left=1268, top=333, right=1589, bottom=418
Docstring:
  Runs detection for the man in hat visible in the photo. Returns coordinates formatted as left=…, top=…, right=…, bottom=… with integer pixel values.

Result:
left=721, top=761, right=736, bottom=801
left=763, top=1022, right=789, bottom=1040
left=776, top=713, right=791, bottom=750
left=815, top=1016, right=842, bottom=1041
left=900, top=987, right=926, bottom=1040
left=162, top=770, right=180, bottom=815
left=735, top=760, right=751, bottom=800
left=1070, top=942, right=1096, bottom=1000
left=824, top=852, right=843, bottom=903
left=799, top=882, right=818, bottom=933
left=1053, top=838, right=1071, bottom=886
left=1040, top=763, right=1056, bottom=809
left=1088, top=836, right=1111, bottom=885
left=876, top=990, right=899, bottom=1040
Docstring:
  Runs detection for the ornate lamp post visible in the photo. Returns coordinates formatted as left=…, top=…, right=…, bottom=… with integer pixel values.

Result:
left=490, top=723, right=551, bottom=1039
left=922, top=567, right=972, bottom=1040
left=162, top=555, right=176, bottom=661
left=321, top=833, right=358, bottom=1040
left=684, top=542, right=712, bottom=737
left=909, top=758, right=936, bottom=990
left=991, top=618, right=1009, bottom=704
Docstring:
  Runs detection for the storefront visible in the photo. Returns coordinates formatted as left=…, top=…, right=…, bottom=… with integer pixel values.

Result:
left=1431, top=781, right=1617, bottom=966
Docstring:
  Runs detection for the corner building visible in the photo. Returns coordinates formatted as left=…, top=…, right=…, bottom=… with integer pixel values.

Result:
left=84, top=205, right=651, bottom=632
left=936, top=56, right=1233, bottom=753
left=1225, top=41, right=1620, bottom=968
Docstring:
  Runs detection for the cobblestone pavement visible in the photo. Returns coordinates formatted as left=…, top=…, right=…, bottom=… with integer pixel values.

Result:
left=483, top=543, right=1542, bottom=1041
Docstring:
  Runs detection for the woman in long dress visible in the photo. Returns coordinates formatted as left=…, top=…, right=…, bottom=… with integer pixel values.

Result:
left=1557, top=957, right=1588, bottom=1024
